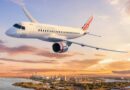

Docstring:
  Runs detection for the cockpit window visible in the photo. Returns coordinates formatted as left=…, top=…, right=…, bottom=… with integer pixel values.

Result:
left=13, top=24, right=25, bottom=30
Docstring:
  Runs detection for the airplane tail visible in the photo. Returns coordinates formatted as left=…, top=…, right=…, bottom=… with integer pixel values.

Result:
left=82, top=16, right=93, bottom=31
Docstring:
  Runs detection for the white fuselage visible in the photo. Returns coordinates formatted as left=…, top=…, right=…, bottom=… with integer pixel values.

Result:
left=6, top=4, right=125, bottom=53
left=6, top=22, right=84, bottom=42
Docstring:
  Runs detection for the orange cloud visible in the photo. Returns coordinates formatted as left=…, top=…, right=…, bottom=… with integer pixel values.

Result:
left=0, top=40, right=82, bottom=59
left=94, top=53, right=106, bottom=57
left=0, top=44, right=38, bottom=55
left=103, top=61, right=130, bottom=71
left=15, top=69, right=79, bottom=73
left=125, top=0, right=130, bottom=15
left=62, top=59, right=101, bottom=70
left=112, top=70, right=130, bottom=74
left=36, top=51, right=73, bottom=59
left=0, top=58, right=58, bottom=64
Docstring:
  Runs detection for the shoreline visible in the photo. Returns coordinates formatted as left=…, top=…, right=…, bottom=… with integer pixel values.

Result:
left=0, top=78, right=34, bottom=90
left=13, top=82, right=44, bottom=90
left=13, top=81, right=130, bottom=90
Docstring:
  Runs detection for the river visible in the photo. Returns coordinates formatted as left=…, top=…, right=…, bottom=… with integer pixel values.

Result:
left=105, top=79, right=130, bottom=83
left=0, top=78, right=34, bottom=90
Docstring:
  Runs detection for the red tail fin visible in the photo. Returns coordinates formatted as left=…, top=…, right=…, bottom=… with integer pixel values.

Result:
left=82, top=16, right=93, bottom=31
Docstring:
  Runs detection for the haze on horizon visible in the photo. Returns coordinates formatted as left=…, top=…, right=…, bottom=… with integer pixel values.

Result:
left=0, top=0, right=130, bottom=77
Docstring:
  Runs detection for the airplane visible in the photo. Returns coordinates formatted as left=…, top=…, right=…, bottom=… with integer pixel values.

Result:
left=6, top=4, right=127, bottom=53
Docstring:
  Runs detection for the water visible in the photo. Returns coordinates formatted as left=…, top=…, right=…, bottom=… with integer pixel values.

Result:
left=105, top=79, right=130, bottom=83
left=0, top=78, right=34, bottom=90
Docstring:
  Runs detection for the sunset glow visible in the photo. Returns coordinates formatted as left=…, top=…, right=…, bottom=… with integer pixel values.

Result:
left=0, top=0, right=130, bottom=77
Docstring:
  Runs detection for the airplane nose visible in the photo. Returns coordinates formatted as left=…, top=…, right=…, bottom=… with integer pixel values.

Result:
left=6, top=30, right=10, bottom=36
left=6, top=28, right=17, bottom=37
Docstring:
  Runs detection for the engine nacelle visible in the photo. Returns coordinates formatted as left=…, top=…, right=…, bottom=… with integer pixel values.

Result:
left=52, top=42, right=69, bottom=53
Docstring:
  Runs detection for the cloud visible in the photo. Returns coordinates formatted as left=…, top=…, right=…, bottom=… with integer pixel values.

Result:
left=125, top=0, right=130, bottom=15
left=0, top=40, right=4, bottom=44
left=108, top=0, right=120, bottom=5
left=103, top=60, right=130, bottom=71
left=1, top=38, right=130, bottom=74
left=108, top=0, right=130, bottom=16
left=97, top=15, right=110, bottom=21
left=0, top=40, right=36, bottom=55
left=2, top=58, right=101, bottom=72
left=10, top=0, right=24, bottom=6
left=16, top=69, right=79, bottom=73
left=0, top=58, right=58, bottom=64
left=94, top=53, right=106, bottom=57
left=112, top=70, right=130, bottom=74
left=0, top=40, right=76, bottom=58
left=36, top=51, right=74, bottom=59
left=63, top=59, right=100, bottom=70
left=8, top=46, right=38, bottom=54
left=0, top=44, right=38, bottom=55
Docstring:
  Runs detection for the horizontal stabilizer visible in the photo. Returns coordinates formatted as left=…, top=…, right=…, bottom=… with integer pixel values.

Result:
left=86, top=32, right=101, bottom=37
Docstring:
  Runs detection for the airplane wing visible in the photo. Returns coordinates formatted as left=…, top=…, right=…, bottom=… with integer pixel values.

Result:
left=21, top=4, right=38, bottom=23
left=67, top=40, right=127, bottom=53
left=60, top=39, right=127, bottom=53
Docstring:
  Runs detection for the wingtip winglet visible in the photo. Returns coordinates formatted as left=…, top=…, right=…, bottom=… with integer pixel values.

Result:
left=20, top=1, right=38, bottom=23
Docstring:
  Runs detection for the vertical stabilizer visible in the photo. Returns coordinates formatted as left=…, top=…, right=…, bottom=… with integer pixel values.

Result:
left=82, top=16, right=93, bottom=31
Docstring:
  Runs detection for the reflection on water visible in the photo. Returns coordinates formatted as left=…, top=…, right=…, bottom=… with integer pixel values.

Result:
left=105, top=79, right=130, bottom=83
left=0, top=78, right=33, bottom=90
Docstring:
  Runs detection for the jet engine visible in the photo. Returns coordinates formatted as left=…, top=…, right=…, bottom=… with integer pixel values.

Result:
left=52, top=42, right=69, bottom=53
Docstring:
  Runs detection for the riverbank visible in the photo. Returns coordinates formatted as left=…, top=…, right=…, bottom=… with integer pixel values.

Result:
left=0, top=78, right=33, bottom=90
left=13, top=81, right=130, bottom=90
left=13, top=82, right=45, bottom=90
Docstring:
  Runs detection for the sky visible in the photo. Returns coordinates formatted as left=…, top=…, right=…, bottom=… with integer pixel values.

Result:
left=0, top=0, right=130, bottom=77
